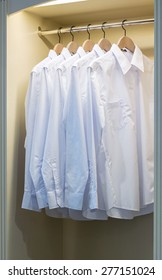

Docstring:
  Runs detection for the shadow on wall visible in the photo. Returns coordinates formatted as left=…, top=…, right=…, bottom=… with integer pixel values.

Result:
left=62, top=214, right=153, bottom=260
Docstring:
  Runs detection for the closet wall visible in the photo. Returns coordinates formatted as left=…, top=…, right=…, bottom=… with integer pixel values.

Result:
left=7, top=0, right=154, bottom=260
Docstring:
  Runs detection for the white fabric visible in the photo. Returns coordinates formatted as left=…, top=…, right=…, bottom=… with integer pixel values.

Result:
left=22, top=44, right=154, bottom=220
left=89, top=44, right=154, bottom=218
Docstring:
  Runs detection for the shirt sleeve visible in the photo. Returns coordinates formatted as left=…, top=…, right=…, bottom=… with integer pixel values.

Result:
left=88, top=65, right=107, bottom=210
left=63, top=66, right=88, bottom=210
left=41, top=69, right=64, bottom=209
left=29, top=68, right=50, bottom=209
left=21, top=72, right=40, bottom=211
left=82, top=66, right=101, bottom=210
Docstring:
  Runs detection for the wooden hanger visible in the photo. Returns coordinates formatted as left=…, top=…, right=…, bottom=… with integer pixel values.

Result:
left=82, top=24, right=94, bottom=52
left=67, top=26, right=78, bottom=54
left=98, top=22, right=112, bottom=52
left=117, top=20, right=135, bottom=53
left=54, top=27, right=64, bottom=55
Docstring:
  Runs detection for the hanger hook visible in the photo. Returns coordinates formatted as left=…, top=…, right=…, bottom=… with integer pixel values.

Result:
left=101, top=21, right=107, bottom=38
left=87, top=24, right=91, bottom=40
left=70, top=25, right=75, bottom=41
left=57, top=27, right=62, bottom=43
left=122, top=19, right=127, bottom=36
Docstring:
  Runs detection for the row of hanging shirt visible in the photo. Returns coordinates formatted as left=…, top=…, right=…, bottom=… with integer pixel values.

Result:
left=22, top=27, right=154, bottom=220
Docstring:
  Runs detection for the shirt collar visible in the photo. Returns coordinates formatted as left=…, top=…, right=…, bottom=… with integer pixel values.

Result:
left=48, top=49, right=57, bottom=59
left=93, top=44, right=105, bottom=57
left=111, top=44, right=144, bottom=74
left=58, top=47, right=86, bottom=71
left=77, top=46, right=86, bottom=58
left=61, top=47, right=71, bottom=59
left=131, top=45, right=144, bottom=72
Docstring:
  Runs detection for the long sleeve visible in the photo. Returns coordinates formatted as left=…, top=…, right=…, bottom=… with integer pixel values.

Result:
left=22, top=72, right=41, bottom=211
left=29, top=68, right=49, bottom=209
left=22, top=51, right=57, bottom=211
left=82, top=67, right=104, bottom=210
left=63, top=67, right=88, bottom=210
left=41, top=69, right=64, bottom=209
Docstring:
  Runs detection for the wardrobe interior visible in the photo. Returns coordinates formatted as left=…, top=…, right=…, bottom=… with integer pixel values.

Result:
left=7, top=0, right=154, bottom=260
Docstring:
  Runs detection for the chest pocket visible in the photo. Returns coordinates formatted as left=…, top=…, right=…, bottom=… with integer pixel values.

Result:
left=106, top=100, right=132, bottom=130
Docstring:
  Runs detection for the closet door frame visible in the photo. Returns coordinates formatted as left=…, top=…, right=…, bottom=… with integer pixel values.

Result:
left=0, top=0, right=162, bottom=260
left=0, top=0, right=7, bottom=260
left=154, top=0, right=162, bottom=260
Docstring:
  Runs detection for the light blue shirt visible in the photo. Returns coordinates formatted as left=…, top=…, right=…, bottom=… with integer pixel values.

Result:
left=22, top=50, right=56, bottom=211
left=44, top=47, right=107, bottom=220
left=42, top=47, right=86, bottom=210
left=64, top=44, right=107, bottom=213
left=29, top=48, right=71, bottom=209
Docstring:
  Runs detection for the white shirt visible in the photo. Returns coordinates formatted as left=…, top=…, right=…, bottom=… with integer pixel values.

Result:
left=22, top=50, right=56, bottom=211
left=89, top=44, right=154, bottom=218
left=29, top=48, right=71, bottom=209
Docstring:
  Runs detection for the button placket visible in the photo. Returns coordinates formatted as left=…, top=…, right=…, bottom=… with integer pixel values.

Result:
left=104, top=149, right=117, bottom=204
left=49, top=159, right=62, bottom=206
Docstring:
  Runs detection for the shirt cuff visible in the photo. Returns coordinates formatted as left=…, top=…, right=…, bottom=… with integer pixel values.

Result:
left=36, top=187, right=48, bottom=209
left=47, top=191, right=58, bottom=209
left=21, top=191, right=40, bottom=212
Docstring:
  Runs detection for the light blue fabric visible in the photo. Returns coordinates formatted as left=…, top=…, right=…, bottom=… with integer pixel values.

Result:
left=22, top=50, right=56, bottom=211
left=64, top=45, right=105, bottom=211
left=29, top=48, right=71, bottom=209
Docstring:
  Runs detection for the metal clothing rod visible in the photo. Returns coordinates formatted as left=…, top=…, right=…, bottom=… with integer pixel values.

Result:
left=38, top=18, right=154, bottom=37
